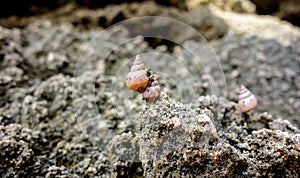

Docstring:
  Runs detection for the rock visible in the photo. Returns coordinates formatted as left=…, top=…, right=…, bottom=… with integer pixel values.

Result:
left=154, top=0, right=256, bottom=13
left=0, top=0, right=71, bottom=17
left=0, top=4, right=300, bottom=176
left=238, top=129, right=300, bottom=177
left=0, top=2, right=228, bottom=42
left=211, top=35, right=300, bottom=128
left=45, top=165, right=70, bottom=178
left=50, top=141, right=113, bottom=177
left=0, top=26, right=26, bottom=96
left=137, top=94, right=300, bottom=177
left=210, top=6, right=300, bottom=46
left=269, top=118, right=300, bottom=133
left=177, top=7, right=228, bottom=41
left=109, top=132, right=143, bottom=177
left=0, top=124, right=39, bottom=177
left=186, top=0, right=256, bottom=13
left=138, top=94, right=218, bottom=177
left=252, top=0, right=300, bottom=27
left=170, top=0, right=300, bottom=27
left=170, top=34, right=300, bottom=129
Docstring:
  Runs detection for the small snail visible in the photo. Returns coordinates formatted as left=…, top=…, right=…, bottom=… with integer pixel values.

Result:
left=126, top=55, right=149, bottom=93
left=126, top=55, right=161, bottom=102
left=237, top=84, right=257, bottom=113
left=142, top=80, right=161, bottom=102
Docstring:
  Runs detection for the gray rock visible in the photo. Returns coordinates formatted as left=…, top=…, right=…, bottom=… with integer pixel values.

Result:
left=212, top=36, right=300, bottom=128
left=0, top=124, right=38, bottom=176
left=0, top=2, right=228, bottom=42
left=109, top=132, right=143, bottom=177
left=138, top=94, right=218, bottom=177
left=137, top=94, right=300, bottom=177
left=164, top=0, right=256, bottom=13
left=0, top=26, right=26, bottom=97
left=0, top=5, right=299, bottom=176
left=252, top=0, right=300, bottom=27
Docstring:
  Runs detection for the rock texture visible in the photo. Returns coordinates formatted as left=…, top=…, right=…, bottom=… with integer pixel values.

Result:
left=211, top=6, right=300, bottom=46
left=137, top=95, right=300, bottom=177
left=212, top=36, right=300, bottom=127
left=170, top=0, right=256, bottom=13
left=252, top=0, right=300, bottom=27
left=0, top=2, right=228, bottom=42
left=0, top=1, right=300, bottom=177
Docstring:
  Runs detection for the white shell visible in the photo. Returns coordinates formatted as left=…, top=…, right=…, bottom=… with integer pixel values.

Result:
left=142, top=80, right=161, bottom=102
left=126, top=55, right=149, bottom=93
left=237, top=84, right=257, bottom=113
left=129, top=55, right=145, bottom=72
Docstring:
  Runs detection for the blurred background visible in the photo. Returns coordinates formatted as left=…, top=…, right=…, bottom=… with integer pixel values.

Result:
left=0, top=0, right=299, bottom=28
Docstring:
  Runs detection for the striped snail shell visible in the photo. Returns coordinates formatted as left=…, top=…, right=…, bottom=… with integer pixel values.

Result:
left=126, top=55, right=149, bottom=93
left=237, top=84, right=257, bottom=113
left=142, top=80, right=161, bottom=102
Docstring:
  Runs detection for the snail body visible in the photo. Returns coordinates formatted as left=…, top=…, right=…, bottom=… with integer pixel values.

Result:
left=126, top=55, right=149, bottom=93
left=142, top=80, right=161, bottom=102
left=237, top=84, right=257, bottom=113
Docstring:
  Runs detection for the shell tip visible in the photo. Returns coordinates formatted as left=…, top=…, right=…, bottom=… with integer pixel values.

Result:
left=135, top=54, right=141, bottom=60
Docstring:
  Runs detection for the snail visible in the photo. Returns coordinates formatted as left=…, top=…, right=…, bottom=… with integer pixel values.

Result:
left=142, top=80, right=161, bottom=102
left=126, top=55, right=149, bottom=93
left=126, top=55, right=161, bottom=102
left=237, top=84, right=257, bottom=113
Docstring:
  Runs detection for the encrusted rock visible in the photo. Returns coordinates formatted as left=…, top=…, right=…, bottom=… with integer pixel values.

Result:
left=0, top=124, right=39, bottom=177
left=137, top=94, right=300, bottom=177
left=138, top=94, right=219, bottom=177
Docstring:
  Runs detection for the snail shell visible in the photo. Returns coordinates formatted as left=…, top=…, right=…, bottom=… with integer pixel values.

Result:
left=126, top=55, right=149, bottom=93
left=237, top=84, right=257, bottom=113
left=142, top=80, right=161, bottom=102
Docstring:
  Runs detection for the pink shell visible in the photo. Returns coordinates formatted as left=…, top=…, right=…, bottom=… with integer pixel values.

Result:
left=126, top=55, right=149, bottom=93
left=237, top=84, right=257, bottom=113
left=142, top=80, right=161, bottom=102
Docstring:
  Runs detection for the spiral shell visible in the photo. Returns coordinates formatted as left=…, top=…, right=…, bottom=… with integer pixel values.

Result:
left=237, top=84, right=257, bottom=113
left=142, top=80, right=161, bottom=102
left=126, top=55, right=149, bottom=93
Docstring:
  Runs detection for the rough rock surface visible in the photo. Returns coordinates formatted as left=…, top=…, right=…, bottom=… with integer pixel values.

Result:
left=252, top=0, right=300, bottom=27
left=212, top=36, right=300, bottom=127
left=0, top=2, right=228, bottom=42
left=0, top=2, right=300, bottom=177
left=1, top=0, right=299, bottom=27
left=0, top=124, right=38, bottom=177
left=138, top=95, right=300, bottom=177
left=138, top=94, right=218, bottom=177
left=168, top=0, right=256, bottom=13
left=172, top=35, right=300, bottom=128
left=211, top=6, right=300, bottom=46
